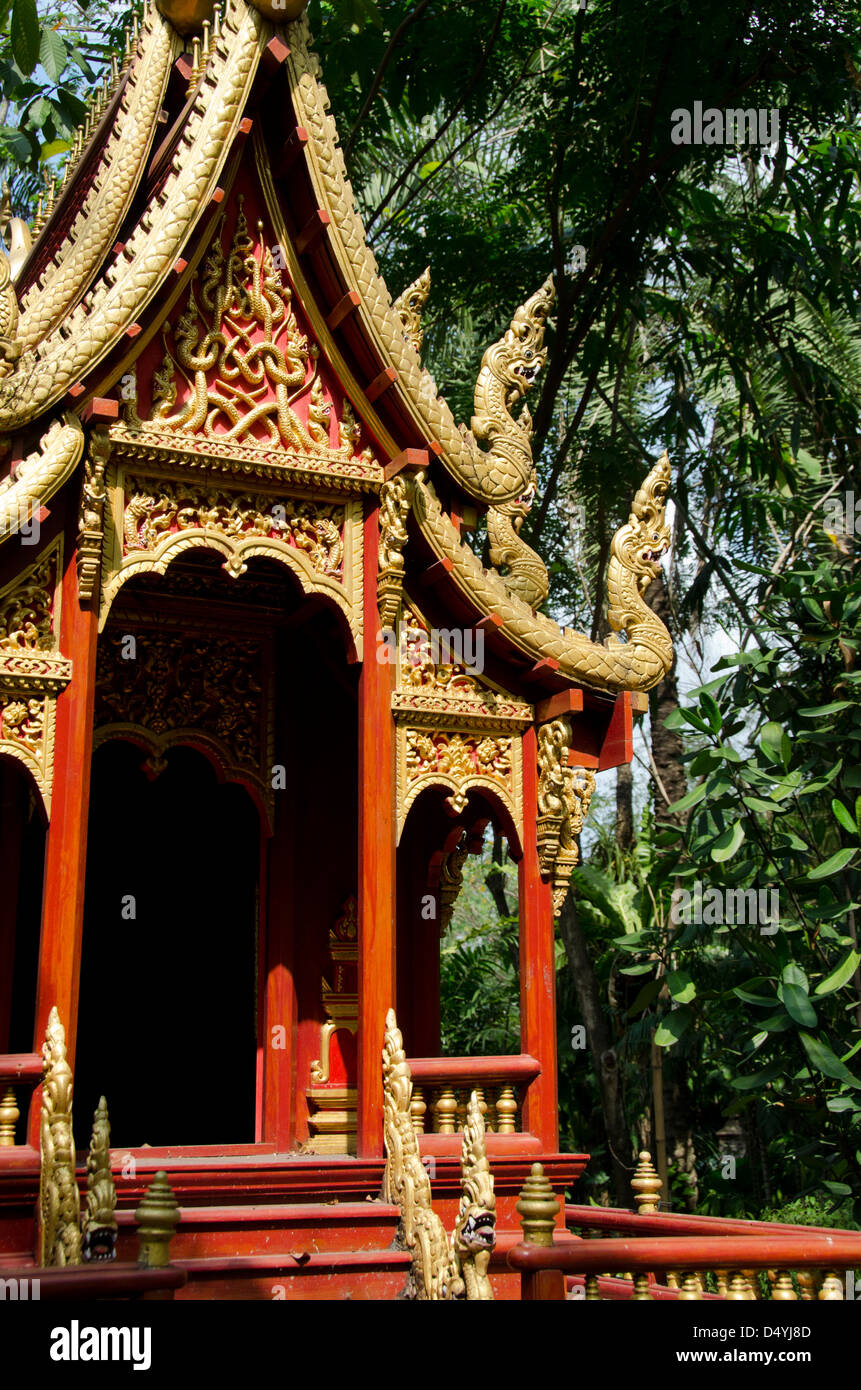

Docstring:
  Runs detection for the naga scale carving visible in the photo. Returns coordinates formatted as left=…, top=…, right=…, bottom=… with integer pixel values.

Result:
left=537, top=717, right=596, bottom=916
left=382, top=1009, right=496, bottom=1300
left=487, top=472, right=549, bottom=610
left=411, top=455, right=673, bottom=693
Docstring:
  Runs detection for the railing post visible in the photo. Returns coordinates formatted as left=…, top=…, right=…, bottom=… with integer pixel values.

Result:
left=0, top=1086, right=18, bottom=1146
left=516, top=1162, right=564, bottom=1300
left=135, top=1170, right=180, bottom=1299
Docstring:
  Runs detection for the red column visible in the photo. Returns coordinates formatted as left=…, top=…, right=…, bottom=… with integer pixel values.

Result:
left=518, top=723, right=558, bottom=1150
left=357, top=499, right=396, bottom=1158
left=29, top=540, right=98, bottom=1141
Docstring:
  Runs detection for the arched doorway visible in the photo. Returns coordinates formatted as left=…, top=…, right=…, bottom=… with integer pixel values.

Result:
left=75, top=741, right=260, bottom=1149
left=0, top=758, right=46, bottom=1055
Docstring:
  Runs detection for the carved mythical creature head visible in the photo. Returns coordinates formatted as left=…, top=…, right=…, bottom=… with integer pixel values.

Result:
left=501, top=276, right=555, bottom=398
left=613, top=453, right=672, bottom=589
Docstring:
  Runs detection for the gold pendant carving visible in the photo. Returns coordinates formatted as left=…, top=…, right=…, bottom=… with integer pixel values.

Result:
left=377, top=475, right=410, bottom=631
left=40, top=1007, right=82, bottom=1267
left=537, top=716, right=596, bottom=916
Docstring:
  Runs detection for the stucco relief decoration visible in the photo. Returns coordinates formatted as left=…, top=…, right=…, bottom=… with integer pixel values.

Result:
left=403, top=727, right=514, bottom=820
left=121, top=479, right=344, bottom=580
left=94, top=628, right=266, bottom=779
left=131, top=198, right=367, bottom=466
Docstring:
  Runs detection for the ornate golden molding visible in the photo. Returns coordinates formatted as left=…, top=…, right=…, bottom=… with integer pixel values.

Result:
left=93, top=623, right=274, bottom=821
left=77, top=429, right=110, bottom=606
left=397, top=724, right=521, bottom=842
left=99, top=461, right=364, bottom=655
left=393, top=599, right=533, bottom=732
left=40, top=1007, right=82, bottom=1267
left=382, top=1010, right=495, bottom=1300
left=438, top=834, right=469, bottom=935
left=537, top=717, right=596, bottom=916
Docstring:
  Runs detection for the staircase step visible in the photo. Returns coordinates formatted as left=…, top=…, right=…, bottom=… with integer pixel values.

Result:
left=173, top=1248, right=412, bottom=1301
left=116, top=1200, right=401, bottom=1261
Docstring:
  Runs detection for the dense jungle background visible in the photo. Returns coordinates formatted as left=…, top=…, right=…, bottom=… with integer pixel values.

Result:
left=4, top=0, right=861, bottom=1222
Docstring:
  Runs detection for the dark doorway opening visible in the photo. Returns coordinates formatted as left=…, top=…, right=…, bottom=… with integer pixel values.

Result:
left=0, top=759, right=46, bottom=1055
left=76, top=742, right=259, bottom=1149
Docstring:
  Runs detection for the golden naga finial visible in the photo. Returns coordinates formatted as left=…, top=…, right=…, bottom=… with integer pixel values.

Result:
left=39, top=1006, right=82, bottom=1267
left=393, top=267, right=431, bottom=355
left=451, top=1091, right=496, bottom=1299
left=82, top=1097, right=118, bottom=1262
left=468, top=275, right=555, bottom=501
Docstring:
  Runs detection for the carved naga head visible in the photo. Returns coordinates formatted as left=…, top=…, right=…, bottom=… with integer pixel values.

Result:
left=614, top=452, right=672, bottom=589
left=491, top=275, right=555, bottom=406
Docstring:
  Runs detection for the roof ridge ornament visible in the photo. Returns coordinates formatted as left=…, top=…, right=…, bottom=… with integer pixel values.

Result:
left=466, top=275, right=554, bottom=505
left=393, top=266, right=431, bottom=356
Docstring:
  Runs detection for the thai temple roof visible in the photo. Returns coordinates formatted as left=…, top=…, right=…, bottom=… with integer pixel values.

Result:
left=0, top=0, right=672, bottom=697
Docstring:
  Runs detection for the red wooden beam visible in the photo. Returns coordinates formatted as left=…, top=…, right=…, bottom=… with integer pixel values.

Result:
left=474, top=613, right=504, bottom=635
left=295, top=208, right=331, bottom=254
left=327, top=290, right=360, bottom=329
left=81, top=397, right=119, bottom=424
left=263, top=34, right=290, bottom=75
left=535, top=688, right=584, bottom=723
left=384, top=447, right=427, bottom=481
left=366, top=367, right=398, bottom=403
left=422, top=557, right=454, bottom=585
left=274, top=126, right=309, bottom=177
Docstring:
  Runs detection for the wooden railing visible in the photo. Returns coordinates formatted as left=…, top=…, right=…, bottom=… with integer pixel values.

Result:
left=508, top=1159, right=861, bottom=1300
left=405, top=1054, right=540, bottom=1135
left=0, top=1054, right=42, bottom=1146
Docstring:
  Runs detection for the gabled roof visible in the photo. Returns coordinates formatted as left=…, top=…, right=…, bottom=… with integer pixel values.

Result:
left=0, top=0, right=673, bottom=697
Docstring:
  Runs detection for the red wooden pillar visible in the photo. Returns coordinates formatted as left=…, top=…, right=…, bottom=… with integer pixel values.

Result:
left=29, top=542, right=98, bottom=1142
left=518, top=723, right=558, bottom=1150
left=0, top=771, right=23, bottom=1050
left=356, top=498, right=396, bottom=1157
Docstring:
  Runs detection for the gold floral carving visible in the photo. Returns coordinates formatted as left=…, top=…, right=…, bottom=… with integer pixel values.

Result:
left=537, top=717, right=596, bottom=916
left=40, top=1007, right=82, bottom=1268
left=393, top=267, right=430, bottom=355
left=377, top=475, right=410, bottom=631
left=399, top=725, right=519, bottom=837
left=0, top=0, right=266, bottom=431
left=411, top=460, right=673, bottom=693
left=393, top=600, right=533, bottom=732
left=0, top=554, right=55, bottom=651
left=382, top=1010, right=495, bottom=1300
left=83, top=1096, right=117, bottom=1262
left=94, top=627, right=271, bottom=813
left=99, top=461, right=363, bottom=655
left=136, top=199, right=359, bottom=461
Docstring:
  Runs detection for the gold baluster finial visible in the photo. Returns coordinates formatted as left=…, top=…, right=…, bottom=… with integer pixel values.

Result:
left=0, top=1087, right=19, bottom=1146
left=771, top=1270, right=797, bottom=1301
left=818, top=1271, right=844, bottom=1300
left=677, top=1271, right=703, bottom=1300
left=516, top=1162, right=559, bottom=1247
left=135, top=1171, right=180, bottom=1268
left=631, top=1150, right=662, bottom=1215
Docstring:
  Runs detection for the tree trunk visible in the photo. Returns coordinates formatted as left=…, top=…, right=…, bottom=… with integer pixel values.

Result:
left=558, top=891, right=631, bottom=1207
left=616, top=762, right=634, bottom=850
left=485, top=828, right=511, bottom=918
